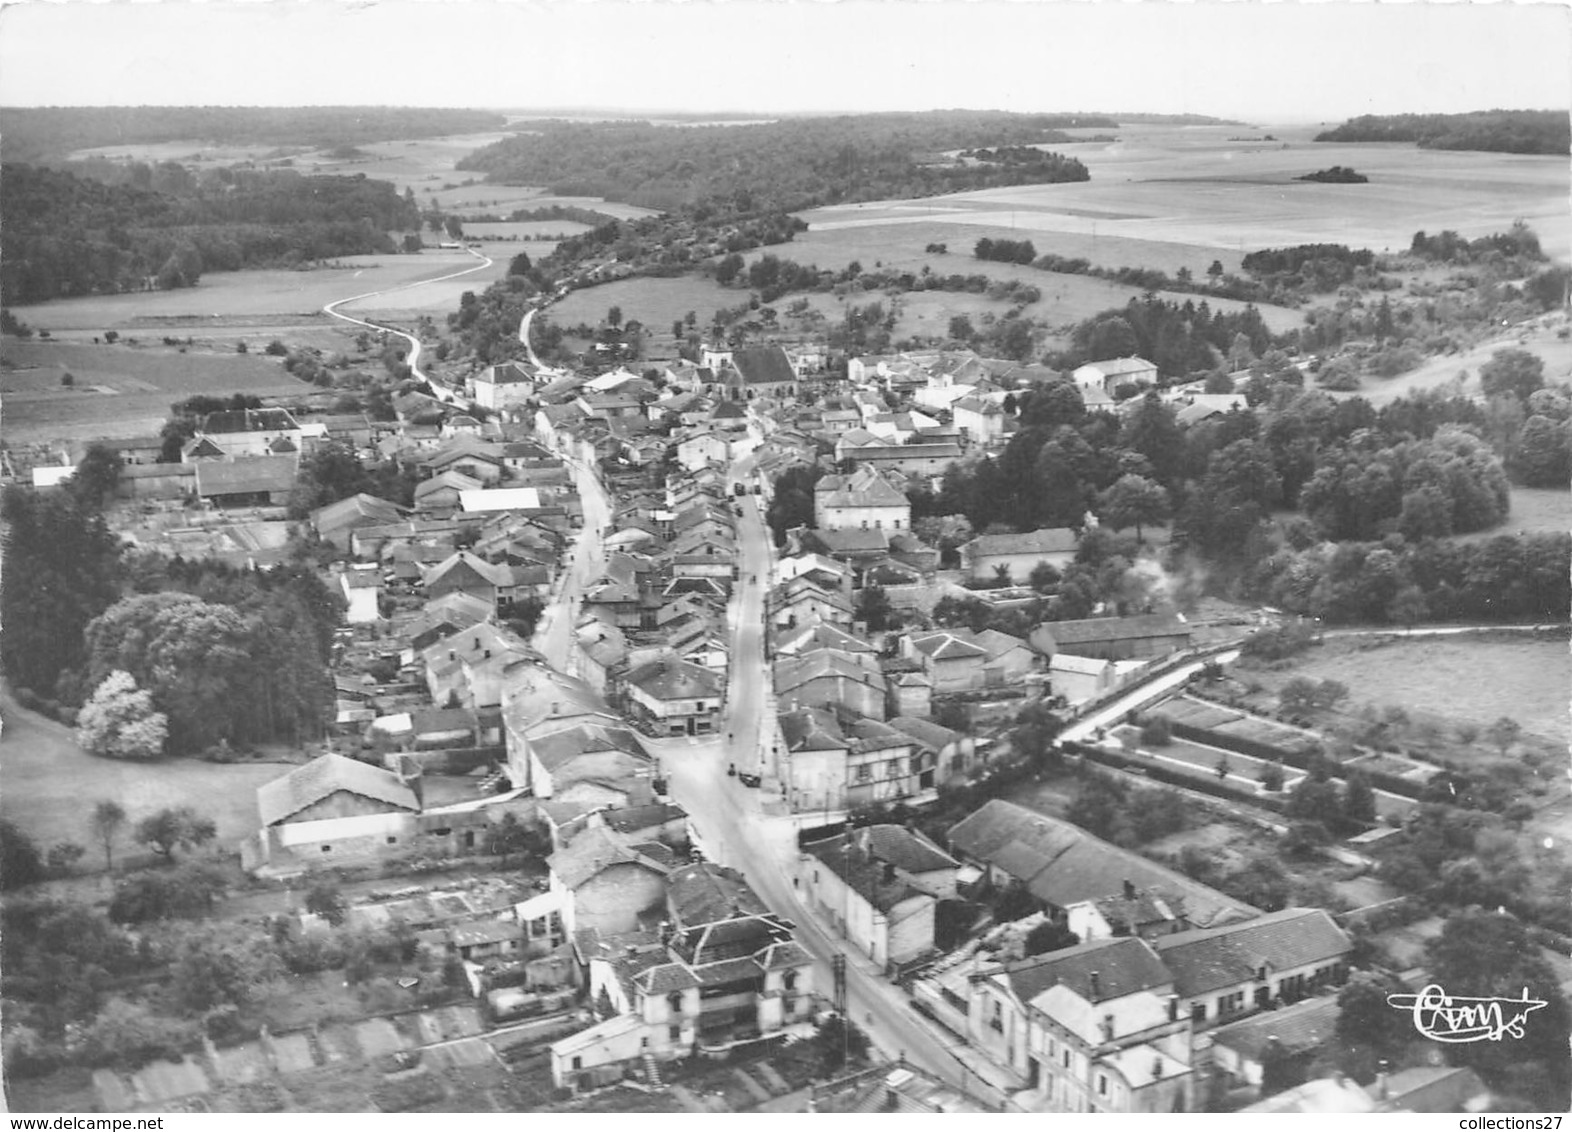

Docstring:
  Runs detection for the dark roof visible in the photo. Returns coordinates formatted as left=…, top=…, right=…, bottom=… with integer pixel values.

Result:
left=1211, top=996, right=1342, bottom=1063
left=692, top=955, right=763, bottom=986
left=947, top=800, right=1256, bottom=928
left=312, top=493, right=404, bottom=532
left=1039, top=614, right=1191, bottom=646
left=666, top=862, right=768, bottom=927
left=856, top=824, right=958, bottom=874
left=201, top=407, right=300, bottom=435
left=1154, top=909, right=1352, bottom=997
left=624, top=657, right=724, bottom=700
left=601, top=803, right=687, bottom=836
left=804, top=838, right=928, bottom=914
left=257, top=753, right=419, bottom=826
left=998, top=936, right=1172, bottom=1005
left=732, top=345, right=796, bottom=386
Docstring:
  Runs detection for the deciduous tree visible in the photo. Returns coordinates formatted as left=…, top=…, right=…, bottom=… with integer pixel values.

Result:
left=134, top=807, right=216, bottom=862
left=76, top=671, right=168, bottom=761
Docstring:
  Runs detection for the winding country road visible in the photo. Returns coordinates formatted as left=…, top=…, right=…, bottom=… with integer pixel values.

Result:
left=320, top=245, right=493, bottom=404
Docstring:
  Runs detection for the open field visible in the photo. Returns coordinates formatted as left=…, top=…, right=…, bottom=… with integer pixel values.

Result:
left=1254, top=634, right=1571, bottom=744
left=547, top=274, right=743, bottom=331
left=10, top=255, right=484, bottom=330
left=1355, top=311, right=1572, bottom=405
left=0, top=685, right=289, bottom=854
left=1453, top=487, right=1572, bottom=544
left=801, top=123, right=1571, bottom=264
left=749, top=226, right=1305, bottom=335
left=2, top=339, right=314, bottom=444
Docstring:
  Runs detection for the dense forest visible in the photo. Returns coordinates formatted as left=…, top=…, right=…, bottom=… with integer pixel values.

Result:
left=455, top=112, right=1092, bottom=214
left=1313, top=110, right=1570, bottom=155
left=0, top=106, right=507, bottom=164
left=1, top=484, right=340, bottom=757
left=1, top=162, right=419, bottom=304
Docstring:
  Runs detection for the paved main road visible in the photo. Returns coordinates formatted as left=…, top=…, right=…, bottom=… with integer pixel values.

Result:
left=660, top=475, right=1018, bottom=1107
left=532, top=444, right=612, bottom=669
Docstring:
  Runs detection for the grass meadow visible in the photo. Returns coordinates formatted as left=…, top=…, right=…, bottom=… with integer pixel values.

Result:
left=1, top=339, right=314, bottom=443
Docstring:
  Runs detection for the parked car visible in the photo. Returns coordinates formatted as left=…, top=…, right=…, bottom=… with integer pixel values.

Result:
left=738, top=772, right=762, bottom=788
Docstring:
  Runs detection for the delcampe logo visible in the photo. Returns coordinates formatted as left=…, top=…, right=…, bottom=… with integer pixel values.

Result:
left=1386, top=984, right=1549, bottom=1043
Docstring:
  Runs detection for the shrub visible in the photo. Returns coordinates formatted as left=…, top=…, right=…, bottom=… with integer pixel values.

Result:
left=1140, top=716, right=1173, bottom=746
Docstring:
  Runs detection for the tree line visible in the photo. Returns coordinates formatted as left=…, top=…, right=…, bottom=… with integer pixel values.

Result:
left=455, top=111, right=1090, bottom=216
left=1, top=163, right=420, bottom=303
left=1, top=484, right=341, bottom=757
left=0, top=105, right=507, bottom=164
left=1314, top=110, right=1570, bottom=155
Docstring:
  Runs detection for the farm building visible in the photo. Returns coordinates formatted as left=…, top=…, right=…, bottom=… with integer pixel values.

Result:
left=1072, top=357, right=1158, bottom=398
left=193, top=455, right=298, bottom=507
left=245, top=753, right=423, bottom=871
left=311, top=492, right=405, bottom=550
left=194, top=407, right=305, bottom=460
left=959, top=527, right=1078, bottom=583
left=1029, top=614, right=1192, bottom=661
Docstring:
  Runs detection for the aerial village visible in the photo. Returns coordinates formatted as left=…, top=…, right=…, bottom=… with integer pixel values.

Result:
left=5, top=336, right=1540, bottom=1116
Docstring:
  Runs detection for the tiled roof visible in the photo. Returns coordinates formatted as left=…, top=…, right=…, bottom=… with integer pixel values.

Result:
left=848, top=824, right=958, bottom=875
left=202, top=407, right=300, bottom=435
left=1039, top=613, right=1192, bottom=646
left=1210, top=996, right=1341, bottom=1063
left=667, top=862, right=768, bottom=927
left=732, top=345, right=797, bottom=386
left=1154, top=909, right=1351, bottom=997
left=947, top=800, right=1256, bottom=928
left=773, top=651, right=885, bottom=697
left=692, top=956, right=763, bottom=986
left=804, top=837, right=929, bottom=914
left=886, top=716, right=959, bottom=753
left=601, top=803, right=686, bottom=835
left=194, top=456, right=297, bottom=497
left=1080, top=357, right=1157, bottom=377
left=624, top=657, right=724, bottom=700
left=759, top=940, right=814, bottom=971
left=773, top=620, right=874, bottom=657
left=963, top=528, right=1078, bottom=558
left=815, top=466, right=908, bottom=509
left=312, top=493, right=404, bottom=532
left=635, top=962, right=701, bottom=994
left=909, top=632, right=989, bottom=662
left=547, top=825, right=672, bottom=890
left=257, top=753, right=419, bottom=826
left=530, top=724, right=651, bottom=772
left=1001, top=936, right=1172, bottom=1004
left=778, top=706, right=849, bottom=753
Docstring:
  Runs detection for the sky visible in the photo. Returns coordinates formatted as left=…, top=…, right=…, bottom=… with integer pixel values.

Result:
left=0, top=1, right=1568, bottom=124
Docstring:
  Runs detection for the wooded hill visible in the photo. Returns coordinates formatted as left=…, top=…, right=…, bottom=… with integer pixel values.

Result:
left=0, top=106, right=507, bottom=164
left=0, top=162, right=420, bottom=304
left=455, top=111, right=1094, bottom=213
left=1314, top=110, right=1570, bottom=155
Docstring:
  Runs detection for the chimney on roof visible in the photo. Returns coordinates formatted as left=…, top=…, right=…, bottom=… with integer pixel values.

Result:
left=1101, top=1013, right=1115, bottom=1044
left=1376, top=1060, right=1390, bottom=1100
left=883, top=862, right=897, bottom=884
left=1167, top=994, right=1179, bottom=1023
left=1123, top=879, right=1136, bottom=901
left=1089, top=971, right=1101, bottom=1000
left=626, top=944, right=637, bottom=959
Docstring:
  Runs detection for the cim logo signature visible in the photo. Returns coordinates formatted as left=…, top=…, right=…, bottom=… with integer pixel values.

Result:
left=1386, top=984, right=1549, bottom=1044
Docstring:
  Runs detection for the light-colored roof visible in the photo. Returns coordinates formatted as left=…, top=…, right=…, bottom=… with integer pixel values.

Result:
left=1078, top=357, right=1156, bottom=378
left=1038, top=613, right=1191, bottom=646
left=459, top=487, right=543, bottom=513
left=257, top=753, right=419, bottom=826
left=624, top=657, right=723, bottom=700
left=194, top=456, right=297, bottom=497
